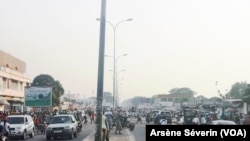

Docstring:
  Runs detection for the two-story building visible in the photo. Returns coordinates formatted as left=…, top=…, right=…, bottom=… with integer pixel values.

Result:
left=0, top=50, right=31, bottom=113
left=151, top=93, right=194, bottom=108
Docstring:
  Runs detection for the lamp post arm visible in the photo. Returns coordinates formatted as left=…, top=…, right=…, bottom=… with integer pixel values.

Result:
left=114, top=20, right=131, bottom=31
left=103, top=19, right=132, bottom=110
left=116, top=54, right=127, bottom=62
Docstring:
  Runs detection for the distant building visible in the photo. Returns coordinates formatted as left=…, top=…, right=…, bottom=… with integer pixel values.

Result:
left=86, top=97, right=96, bottom=107
left=103, top=92, right=113, bottom=107
left=0, top=50, right=31, bottom=112
left=151, top=93, right=194, bottom=107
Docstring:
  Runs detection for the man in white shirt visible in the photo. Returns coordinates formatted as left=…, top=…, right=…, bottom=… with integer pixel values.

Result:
left=102, top=113, right=109, bottom=141
left=200, top=115, right=207, bottom=125
left=192, top=115, right=200, bottom=125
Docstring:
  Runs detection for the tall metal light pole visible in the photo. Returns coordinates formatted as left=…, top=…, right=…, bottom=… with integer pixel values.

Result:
left=97, top=18, right=132, bottom=111
left=105, top=54, right=127, bottom=109
left=115, top=70, right=125, bottom=107
left=96, top=0, right=106, bottom=141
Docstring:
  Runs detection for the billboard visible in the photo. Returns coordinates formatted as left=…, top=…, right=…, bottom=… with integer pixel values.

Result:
left=25, top=87, right=52, bottom=107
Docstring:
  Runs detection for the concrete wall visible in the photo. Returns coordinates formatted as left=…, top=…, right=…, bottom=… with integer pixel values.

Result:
left=0, top=50, right=26, bottom=73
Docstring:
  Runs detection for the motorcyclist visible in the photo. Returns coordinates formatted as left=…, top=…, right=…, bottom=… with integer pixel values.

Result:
left=154, top=113, right=161, bottom=125
left=146, top=113, right=151, bottom=124
left=136, top=113, right=142, bottom=124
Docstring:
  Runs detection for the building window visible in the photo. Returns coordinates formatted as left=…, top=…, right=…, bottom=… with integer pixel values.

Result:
left=20, top=82, right=23, bottom=91
left=2, top=78, right=6, bottom=89
left=7, top=79, right=10, bottom=89
left=168, top=98, right=173, bottom=102
left=0, top=77, right=2, bottom=90
left=161, top=98, right=167, bottom=101
left=11, top=80, right=17, bottom=90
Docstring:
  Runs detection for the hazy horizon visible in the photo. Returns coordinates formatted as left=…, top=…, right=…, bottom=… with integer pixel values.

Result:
left=1, top=0, right=250, bottom=102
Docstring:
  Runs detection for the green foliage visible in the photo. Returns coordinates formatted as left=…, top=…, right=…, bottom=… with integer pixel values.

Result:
left=243, top=84, right=250, bottom=104
left=175, top=97, right=188, bottom=103
left=209, top=97, right=222, bottom=102
left=31, top=74, right=64, bottom=107
left=169, top=87, right=196, bottom=98
left=196, top=95, right=208, bottom=100
left=228, top=81, right=248, bottom=99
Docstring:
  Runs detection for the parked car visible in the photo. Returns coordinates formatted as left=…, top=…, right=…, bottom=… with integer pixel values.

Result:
left=45, top=114, right=78, bottom=140
left=8, top=115, right=35, bottom=140
left=209, top=120, right=236, bottom=125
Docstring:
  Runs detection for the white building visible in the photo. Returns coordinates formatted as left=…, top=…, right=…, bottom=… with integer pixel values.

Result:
left=0, top=50, right=31, bottom=112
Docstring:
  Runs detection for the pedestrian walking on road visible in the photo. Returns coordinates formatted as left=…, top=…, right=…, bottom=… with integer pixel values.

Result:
left=102, top=112, right=109, bottom=141
left=91, top=111, right=95, bottom=124
left=104, top=110, right=113, bottom=130
left=115, top=112, right=122, bottom=134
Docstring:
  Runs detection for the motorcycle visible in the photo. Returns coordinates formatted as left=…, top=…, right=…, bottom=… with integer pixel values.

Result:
left=40, top=122, right=47, bottom=134
left=83, top=115, right=88, bottom=124
left=146, top=117, right=151, bottom=124
left=77, top=121, right=82, bottom=133
left=128, top=122, right=135, bottom=131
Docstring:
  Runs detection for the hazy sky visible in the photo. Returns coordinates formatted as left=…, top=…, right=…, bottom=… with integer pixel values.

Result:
left=1, top=0, right=250, bottom=102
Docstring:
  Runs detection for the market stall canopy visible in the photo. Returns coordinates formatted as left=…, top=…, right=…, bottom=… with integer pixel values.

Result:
left=0, top=100, right=10, bottom=105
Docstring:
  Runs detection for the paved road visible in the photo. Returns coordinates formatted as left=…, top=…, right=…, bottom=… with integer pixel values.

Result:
left=9, top=123, right=95, bottom=141
left=128, top=117, right=146, bottom=141
left=127, top=117, right=175, bottom=141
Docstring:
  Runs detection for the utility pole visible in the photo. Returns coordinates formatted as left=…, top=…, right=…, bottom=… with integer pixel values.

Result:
left=96, top=0, right=106, bottom=141
left=68, top=91, right=71, bottom=105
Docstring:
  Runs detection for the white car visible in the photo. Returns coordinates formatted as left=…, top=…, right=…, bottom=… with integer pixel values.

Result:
left=8, top=115, right=35, bottom=140
left=46, top=114, right=78, bottom=140
left=209, top=120, right=236, bottom=125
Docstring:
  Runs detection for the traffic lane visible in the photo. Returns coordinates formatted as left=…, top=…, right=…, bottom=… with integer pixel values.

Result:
left=9, top=123, right=95, bottom=141
left=128, top=117, right=146, bottom=141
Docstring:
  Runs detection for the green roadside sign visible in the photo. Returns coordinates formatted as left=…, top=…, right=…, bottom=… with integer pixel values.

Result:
left=25, top=87, right=52, bottom=107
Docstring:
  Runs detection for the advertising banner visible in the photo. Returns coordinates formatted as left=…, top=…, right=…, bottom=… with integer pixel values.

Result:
left=25, top=87, right=52, bottom=107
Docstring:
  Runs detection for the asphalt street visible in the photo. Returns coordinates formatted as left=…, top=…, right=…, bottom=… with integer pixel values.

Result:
left=8, top=118, right=147, bottom=141
left=128, top=117, right=146, bottom=141
left=9, top=123, right=95, bottom=141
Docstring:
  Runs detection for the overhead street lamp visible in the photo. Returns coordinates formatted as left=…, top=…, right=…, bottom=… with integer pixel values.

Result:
left=105, top=53, right=128, bottom=109
left=116, top=77, right=125, bottom=107
left=105, top=56, right=127, bottom=108
left=97, top=18, right=132, bottom=111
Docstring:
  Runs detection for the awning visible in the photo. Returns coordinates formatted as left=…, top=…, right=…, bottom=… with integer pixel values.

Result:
left=0, top=100, right=10, bottom=106
left=226, top=108, right=237, bottom=112
left=231, top=102, right=242, bottom=108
